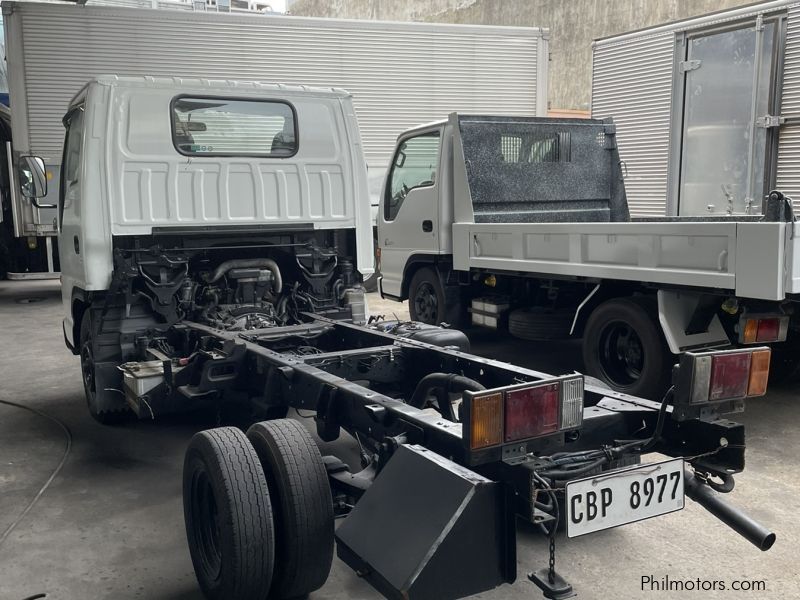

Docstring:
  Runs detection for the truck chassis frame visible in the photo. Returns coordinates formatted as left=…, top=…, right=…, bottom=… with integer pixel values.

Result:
left=155, top=314, right=772, bottom=599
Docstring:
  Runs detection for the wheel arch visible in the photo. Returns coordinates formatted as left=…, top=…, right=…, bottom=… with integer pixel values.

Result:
left=70, top=288, right=90, bottom=355
left=400, top=254, right=450, bottom=301
left=571, top=282, right=646, bottom=338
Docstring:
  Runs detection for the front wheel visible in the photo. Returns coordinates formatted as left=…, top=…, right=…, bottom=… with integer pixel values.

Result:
left=408, top=267, right=464, bottom=327
left=582, top=297, right=671, bottom=399
left=79, top=311, right=129, bottom=424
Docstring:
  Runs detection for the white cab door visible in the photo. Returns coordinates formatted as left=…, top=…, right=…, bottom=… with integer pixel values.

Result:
left=58, top=105, right=87, bottom=341
left=378, top=131, right=442, bottom=297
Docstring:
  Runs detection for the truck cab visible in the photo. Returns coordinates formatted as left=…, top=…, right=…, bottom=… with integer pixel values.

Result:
left=49, top=76, right=372, bottom=422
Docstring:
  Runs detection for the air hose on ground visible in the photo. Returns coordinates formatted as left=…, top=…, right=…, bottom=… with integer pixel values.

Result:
left=0, top=398, right=72, bottom=549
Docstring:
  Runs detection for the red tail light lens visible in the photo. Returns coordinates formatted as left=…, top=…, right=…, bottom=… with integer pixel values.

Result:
left=504, top=383, right=559, bottom=442
left=756, top=318, right=780, bottom=343
left=709, top=352, right=751, bottom=401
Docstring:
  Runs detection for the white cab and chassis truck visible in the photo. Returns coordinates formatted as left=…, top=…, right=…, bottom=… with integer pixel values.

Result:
left=42, top=77, right=775, bottom=600
left=377, top=114, right=800, bottom=398
left=0, top=0, right=547, bottom=279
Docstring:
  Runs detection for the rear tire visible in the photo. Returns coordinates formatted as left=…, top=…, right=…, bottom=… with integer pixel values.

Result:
left=582, top=297, right=671, bottom=399
left=246, top=419, right=334, bottom=599
left=408, top=266, right=464, bottom=327
left=79, top=311, right=130, bottom=425
left=508, top=307, right=573, bottom=341
left=183, top=427, right=275, bottom=600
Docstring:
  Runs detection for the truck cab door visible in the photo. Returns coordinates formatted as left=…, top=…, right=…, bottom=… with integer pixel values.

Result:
left=378, top=130, right=441, bottom=297
left=58, top=105, right=86, bottom=339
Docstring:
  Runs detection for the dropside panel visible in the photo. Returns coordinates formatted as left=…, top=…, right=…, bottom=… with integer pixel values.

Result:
left=452, top=221, right=738, bottom=290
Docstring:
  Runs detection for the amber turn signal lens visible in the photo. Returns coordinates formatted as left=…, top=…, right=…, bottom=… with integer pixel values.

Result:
left=747, top=349, right=771, bottom=397
left=470, top=392, right=503, bottom=450
left=742, top=319, right=759, bottom=344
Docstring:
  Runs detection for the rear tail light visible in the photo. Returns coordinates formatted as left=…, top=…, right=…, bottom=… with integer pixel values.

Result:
left=708, top=352, right=751, bottom=400
left=747, top=349, right=771, bottom=397
left=678, top=347, right=771, bottom=406
left=504, top=384, right=559, bottom=442
left=466, top=375, right=584, bottom=451
left=470, top=392, right=503, bottom=450
left=739, top=315, right=788, bottom=344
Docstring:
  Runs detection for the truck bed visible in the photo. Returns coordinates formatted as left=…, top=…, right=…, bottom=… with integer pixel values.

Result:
left=453, top=219, right=799, bottom=301
left=450, top=115, right=800, bottom=301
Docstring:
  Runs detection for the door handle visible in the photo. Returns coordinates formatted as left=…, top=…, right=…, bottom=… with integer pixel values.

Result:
left=73, top=235, right=80, bottom=254
left=422, top=220, right=433, bottom=232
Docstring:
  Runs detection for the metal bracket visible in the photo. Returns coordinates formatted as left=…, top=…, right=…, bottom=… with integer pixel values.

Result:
left=679, top=59, right=702, bottom=73
left=756, top=114, right=785, bottom=128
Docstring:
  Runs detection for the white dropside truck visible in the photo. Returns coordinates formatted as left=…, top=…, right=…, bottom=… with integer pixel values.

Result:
left=1, top=0, right=548, bottom=279
left=378, top=114, right=800, bottom=398
left=45, top=75, right=776, bottom=600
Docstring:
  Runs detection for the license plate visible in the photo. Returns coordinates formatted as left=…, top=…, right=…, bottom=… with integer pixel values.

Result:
left=565, top=458, right=685, bottom=538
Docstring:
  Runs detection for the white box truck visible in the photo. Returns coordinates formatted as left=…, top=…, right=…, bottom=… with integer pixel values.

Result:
left=0, top=0, right=548, bottom=279
left=591, top=0, right=800, bottom=219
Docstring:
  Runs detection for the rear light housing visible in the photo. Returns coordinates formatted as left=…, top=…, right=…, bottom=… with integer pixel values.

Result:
left=464, top=375, right=584, bottom=455
left=673, top=347, right=770, bottom=420
left=738, top=314, right=788, bottom=344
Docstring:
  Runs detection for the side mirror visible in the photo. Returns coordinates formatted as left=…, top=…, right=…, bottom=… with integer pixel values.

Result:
left=19, top=155, right=47, bottom=199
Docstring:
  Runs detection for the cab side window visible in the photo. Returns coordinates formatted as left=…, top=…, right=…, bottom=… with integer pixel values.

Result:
left=384, top=132, right=440, bottom=221
left=59, top=106, right=85, bottom=229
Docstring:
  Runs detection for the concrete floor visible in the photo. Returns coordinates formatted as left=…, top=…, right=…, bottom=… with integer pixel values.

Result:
left=1, top=279, right=798, bottom=600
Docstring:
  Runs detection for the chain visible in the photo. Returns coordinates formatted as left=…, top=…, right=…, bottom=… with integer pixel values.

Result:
left=548, top=534, right=556, bottom=584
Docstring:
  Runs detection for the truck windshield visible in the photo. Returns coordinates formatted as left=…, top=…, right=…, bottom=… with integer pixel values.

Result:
left=171, top=97, right=297, bottom=157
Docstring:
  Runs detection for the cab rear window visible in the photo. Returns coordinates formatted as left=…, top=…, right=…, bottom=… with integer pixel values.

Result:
left=171, top=97, right=297, bottom=157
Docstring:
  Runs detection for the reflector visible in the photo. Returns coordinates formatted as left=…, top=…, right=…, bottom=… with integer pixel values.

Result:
left=756, top=318, right=780, bottom=343
left=709, top=353, right=751, bottom=401
left=504, top=383, right=559, bottom=442
left=747, top=349, right=771, bottom=397
left=470, top=393, right=503, bottom=449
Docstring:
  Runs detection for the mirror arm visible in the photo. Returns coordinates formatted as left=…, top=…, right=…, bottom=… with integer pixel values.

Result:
left=31, top=198, right=57, bottom=209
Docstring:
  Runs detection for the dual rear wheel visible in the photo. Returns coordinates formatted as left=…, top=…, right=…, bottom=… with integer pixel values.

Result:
left=183, top=419, right=334, bottom=600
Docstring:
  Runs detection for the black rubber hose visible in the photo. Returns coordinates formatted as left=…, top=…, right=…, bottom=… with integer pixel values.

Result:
left=537, top=457, right=608, bottom=480
left=408, top=373, right=485, bottom=410
left=0, top=399, right=72, bottom=549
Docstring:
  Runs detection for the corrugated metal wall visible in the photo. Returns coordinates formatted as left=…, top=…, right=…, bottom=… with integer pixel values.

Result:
left=777, top=4, right=800, bottom=208
left=591, top=33, right=675, bottom=217
left=7, top=3, right=545, bottom=170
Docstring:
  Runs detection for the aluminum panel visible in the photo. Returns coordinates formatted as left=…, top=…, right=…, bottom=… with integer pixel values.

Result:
left=591, top=33, right=675, bottom=217
left=5, top=2, right=546, bottom=178
left=454, top=221, right=739, bottom=291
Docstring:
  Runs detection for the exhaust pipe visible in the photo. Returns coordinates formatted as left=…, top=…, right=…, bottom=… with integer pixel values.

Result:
left=203, top=258, right=282, bottom=293
left=684, top=470, right=776, bottom=551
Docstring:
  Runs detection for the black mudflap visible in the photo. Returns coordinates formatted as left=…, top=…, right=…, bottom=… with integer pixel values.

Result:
left=335, top=444, right=515, bottom=600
